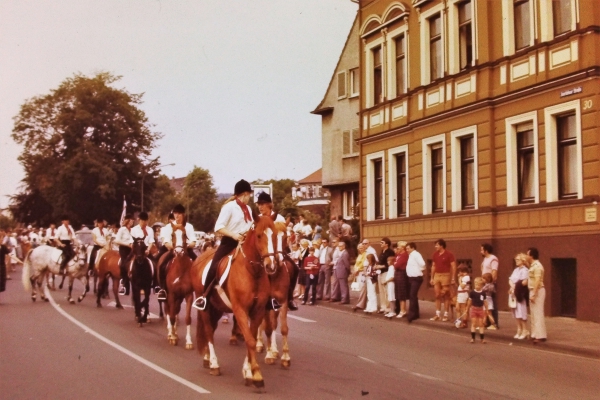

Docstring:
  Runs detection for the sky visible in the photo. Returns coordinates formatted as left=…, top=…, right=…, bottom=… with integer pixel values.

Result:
left=0, top=0, right=358, bottom=209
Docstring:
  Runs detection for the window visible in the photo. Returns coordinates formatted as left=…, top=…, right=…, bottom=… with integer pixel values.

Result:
left=430, top=15, right=443, bottom=81
left=545, top=100, right=582, bottom=202
left=458, top=1, right=473, bottom=70
left=343, top=189, right=359, bottom=219
left=431, top=144, right=444, bottom=212
left=553, top=0, right=573, bottom=36
left=517, top=124, right=535, bottom=204
left=514, top=0, right=531, bottom=50
left=337, top=71, right=347, bottom=99
left=395, top=35, right=406, bottom=96
left=388, top=145, right=409, bottom=218
left=342, top=128, right=359, bottom=157
left=373, top=46, right=383, bottom=105
left=460, top=136, right=475, bottom=209
left=349, top=68, right=359, bottom=97
left=396, top=153, right=407, bottom=216
left=374, top=159, right=384, bottom=219
left=422, top=134, right=446, bottom=214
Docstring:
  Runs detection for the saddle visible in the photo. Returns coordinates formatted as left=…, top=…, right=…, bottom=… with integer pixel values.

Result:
left=50, top=248, right=64, bottom=265
left=201, top=253, right=235, bottom=311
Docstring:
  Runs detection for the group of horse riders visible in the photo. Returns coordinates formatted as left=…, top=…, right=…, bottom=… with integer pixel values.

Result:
left=52, top=178, right=298, bottom=313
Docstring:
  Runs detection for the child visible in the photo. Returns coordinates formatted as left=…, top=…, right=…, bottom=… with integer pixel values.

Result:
left=455, top=265, right=471, bottom=329
left=482, top=273, right=498, bottom=330
left=466, top=277, right=488, bottom=343
left=364, top=254, right=378, bottom=313
left=302, top=247, right=320, bottom=305
left=384, top=256, right=397, bottom=318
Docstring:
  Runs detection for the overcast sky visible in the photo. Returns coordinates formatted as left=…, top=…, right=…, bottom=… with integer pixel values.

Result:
left=0, top=0, right=358, bottom=209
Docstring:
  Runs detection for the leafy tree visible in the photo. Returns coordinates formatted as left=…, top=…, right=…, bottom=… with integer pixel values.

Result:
left=183, top=166, right=219, bottom=232
left=148, top=174, right=179, bottom=223
left=10, top=72, right=161, bottom=226
left=252, top=178, right=297, bottom=215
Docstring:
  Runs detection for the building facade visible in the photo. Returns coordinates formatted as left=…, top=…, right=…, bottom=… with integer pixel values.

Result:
left=358, top=0, right=599, bottom=322
left=293, top=169, right=331, bottom=218
left=312, top=15, right=361, bottom=221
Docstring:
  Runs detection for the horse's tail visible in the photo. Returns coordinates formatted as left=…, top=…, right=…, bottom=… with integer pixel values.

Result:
left=22, top=248, right=33, bottom=292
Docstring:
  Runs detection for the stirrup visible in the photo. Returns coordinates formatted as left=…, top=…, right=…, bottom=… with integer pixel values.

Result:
left=271, top=298, right=282, bottom=311
left=192, top=296, right=207, bottom=311
left=157, top=289, right=167, bottom=301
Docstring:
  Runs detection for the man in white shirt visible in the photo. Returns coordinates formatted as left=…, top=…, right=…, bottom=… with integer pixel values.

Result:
left=317, top=238, right=334, bottom=300
left=114, top=214, right=134, bottom=295
left=89, top=217, right=109, bottom=274
left=54, top=216, right=76, bottom=273
left=46, top=223, right=57, bottom=247
left=405, top=242, right=426, bottom=323
left=131, top=212, right=159, bottom=293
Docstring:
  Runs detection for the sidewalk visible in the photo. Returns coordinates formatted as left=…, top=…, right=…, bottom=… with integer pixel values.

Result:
left=313, top=288, right=600, bottom=359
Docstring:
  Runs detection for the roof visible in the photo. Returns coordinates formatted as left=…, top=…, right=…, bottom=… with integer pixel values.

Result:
left=297, top=169, right=322, bottom=185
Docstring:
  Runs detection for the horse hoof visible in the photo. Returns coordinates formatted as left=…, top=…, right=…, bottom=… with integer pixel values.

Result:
left=169, top=338, right=178, bottom=346
left=245, top=378, right=253, bottom=386
left=210, top=368, right=220, bottom=376
left=138, top=323, right=143, bottom=328
left=97, top=303, right=102, bottom=308
left=272, top=352, right=279, bottom=359
left=229, top=338, right=238, bottom=346
left=256, top=345, right=264, bottom=353
left=69, top=299, right=75, bottom=304
left=31, top=297, right=36, bottom=302
left=44, top=298, right=49, bottom=303
left=185, top=343, right=193, bottom=350
left=252, top=380, right=265, bottom=389
left=78, top=296, right=83, bottom=302
left=281, top=360, right=291, bottom=368
left=265, top=357, right=275, bottom=365
left=203, top=360, right=210, bottom=369
left=116, top=304, right=124, bottom=309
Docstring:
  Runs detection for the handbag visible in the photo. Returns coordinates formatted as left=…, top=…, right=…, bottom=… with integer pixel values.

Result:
left=508, top=293, right=517, bottom=308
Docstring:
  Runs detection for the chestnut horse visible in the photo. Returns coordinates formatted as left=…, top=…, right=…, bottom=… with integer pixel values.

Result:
left=95, top=250, right=124, bottom=309
left=158, top=222, right=194, bottom=349
left=190, top=215, right=277, bottom=389
left=130, top=237, right=154, bottom=326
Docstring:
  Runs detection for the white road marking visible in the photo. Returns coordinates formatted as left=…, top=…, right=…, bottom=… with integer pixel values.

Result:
left=410, top=372, right=442, bottom=381
left=45, top=287, right=210, bottom=394
left=106, top=301, right=160, bottom=319
left=287, top=314, right=316, bottom=323
left=358, top=356, right=376, bottom=364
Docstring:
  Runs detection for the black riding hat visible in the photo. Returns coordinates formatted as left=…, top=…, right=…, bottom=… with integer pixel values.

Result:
left=60, top=215, right=69, bottom=221
left=234, top=179, right=252, bottom=195
left=138, top=211, right=149, bottom=221
left=95, top=217, right=104, bottom=223
left=172, top=204, right=186, bottom=214
left=256, top=192, right=272, bottom=204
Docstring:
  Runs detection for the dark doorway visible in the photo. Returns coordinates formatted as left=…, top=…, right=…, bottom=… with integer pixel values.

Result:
left=551, top=258, right=577, bottom=318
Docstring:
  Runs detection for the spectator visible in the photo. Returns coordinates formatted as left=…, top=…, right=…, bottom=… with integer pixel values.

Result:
left=509, top=253, right=530, bottom=340
left=363, top=253, right=379, bottom=314
left=481, top=243, right=500, bottom=328
left=302, top=247, right=320, bottom=305
left=467, top=277, right=488, bottom=344
left=527, top=247, right=547, bottom=344
left=328, top=215, right=340, bottom=241
left=455, top=264, right=471, bottom=328
left=376, top=238, right=395, bottom=314
left=316, top=238, right=333, bottom=300
left=405, top=242, right=426, bottom=323
left=313, top=223, right=322, bottom=241
left=340, top=216, right=353, bottom=253
left=430, top=239, right=457, bottom=322
left=393, top=241, right=409, bottom=318
left=384, top=255, right=396, bottom=318
left=329, top=238, right=341, bottom=302
left=351, top=244, right=368, bottom=311
left=331, top=241, right=351, bottom=304
left=296, top=239, right=310, bottom=301
left=0, top=231, right=8, bottom=290
left=482, top=273, right=498, bottom=330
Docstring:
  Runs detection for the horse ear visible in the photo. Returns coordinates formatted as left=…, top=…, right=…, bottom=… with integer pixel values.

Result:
left=252, top=209, right=261, bottom=223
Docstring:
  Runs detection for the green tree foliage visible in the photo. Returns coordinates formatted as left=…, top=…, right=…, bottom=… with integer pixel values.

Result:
left=149, top=174, right=178, bottom=222
left=183, top=166, right=219, bottom=232
left=252, top=178, right=298, bottom=215
left=10, top=72, right=161, bottom=226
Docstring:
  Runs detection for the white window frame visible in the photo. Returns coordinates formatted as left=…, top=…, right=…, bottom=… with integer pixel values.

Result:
left=386, top=24, right=409, bottom=99
left=544, top=99, right=583, bottom=202
left=540, top=0, right=579, bottom=42
left=422, top=134, right=447, bottom=215
left=366, top=151, right=385, bottom=221
left=448, top=0, right=478, bottom=75
left=342, top=128, right=360, bottom=158
left=337, top=70, right=347, bottom=100
left=388, top=145, right=409, bottom=218
left=451, top=125, right=478, bottom=211
left=343, top=190, right=358, bottom=220
left=349, top=68, right=360, bottom=98
left=505, top=111, right=539, bottom=206
left=419, top=3, right=445, bottom=86
left=364, top=37, right=385, bottom=108
left=501, top=0, right=536, bottom=56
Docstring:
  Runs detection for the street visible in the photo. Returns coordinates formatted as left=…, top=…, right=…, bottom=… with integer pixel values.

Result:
left=1, top=275, right=598, bottom=400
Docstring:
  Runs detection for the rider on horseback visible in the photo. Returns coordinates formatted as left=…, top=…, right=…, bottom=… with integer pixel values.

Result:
left=54, top=216, right=75, bottom=274
left=89, top=217, right=108, bottom=275
left=193, top=179, right=253, bottom=311
left=130, top=211, right=158, bottom=291
left=256, top=191, right=299, bottom=311
left=114, top=214, right=134, bottom=296
left=156, top=204, right=197, bottom=301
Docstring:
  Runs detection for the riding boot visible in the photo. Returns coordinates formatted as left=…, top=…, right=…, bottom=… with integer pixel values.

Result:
left=287, top=261, right=300, bottom=311
left=119, top=261, right=130, bottom=296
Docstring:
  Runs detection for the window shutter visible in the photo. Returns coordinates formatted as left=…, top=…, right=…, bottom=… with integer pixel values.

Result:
left=342, top=130, right=350, bottom=155
left=337, top=71, right=347, bottom=98
left=351, top=128, right=359, bottom=154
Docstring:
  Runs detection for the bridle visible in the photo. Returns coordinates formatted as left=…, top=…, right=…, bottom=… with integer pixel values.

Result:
left=171, top=220, right=188, bottom=257
left=237, top=222, right=278, bottom=275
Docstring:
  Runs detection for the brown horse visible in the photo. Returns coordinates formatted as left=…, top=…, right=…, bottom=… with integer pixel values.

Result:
left=190, top=215, right=277, bottom=389
left=95, top=250, right=124, bottom=309
left=159, top=222, right=194, bottom=349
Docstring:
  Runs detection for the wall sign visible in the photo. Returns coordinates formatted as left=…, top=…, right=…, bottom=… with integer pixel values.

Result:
left=585, top=207, right=597, bottom=223
left=560, top=86, right=582, bottom=98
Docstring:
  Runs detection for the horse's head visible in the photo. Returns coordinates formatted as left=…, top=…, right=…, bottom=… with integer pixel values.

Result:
left=246, top=215, right=278, bottom=275
left=131, top=237, right=147, bottom=262
left=75, top=244, right=87, bottom=268
left=170, top=221, right=188, bottom=256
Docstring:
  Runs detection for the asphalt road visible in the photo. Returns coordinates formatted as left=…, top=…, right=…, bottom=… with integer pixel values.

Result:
left=1, top=275, right=599, bottom=400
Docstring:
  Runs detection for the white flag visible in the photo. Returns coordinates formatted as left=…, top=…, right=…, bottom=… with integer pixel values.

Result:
left=119, top=197, right=127, bottom=226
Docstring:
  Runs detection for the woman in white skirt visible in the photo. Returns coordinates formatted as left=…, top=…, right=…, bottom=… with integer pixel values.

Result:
left=364, top=254, right=379, bottom=314
left=509, top=253, right=530, bottom=339
left=527, top=247, right=547, bottom=344
left=384, top=255, right=396, bottom=318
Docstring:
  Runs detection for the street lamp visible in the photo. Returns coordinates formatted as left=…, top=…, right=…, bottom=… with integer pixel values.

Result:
left=141, top=163, right=175, bottom=211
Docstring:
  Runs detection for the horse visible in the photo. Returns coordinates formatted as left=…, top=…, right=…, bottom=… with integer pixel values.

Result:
left=159, top=222, right=194, bottom=349
left=190, top=215, right=277, bottom=389
left=95, top=249, right=124, bottom=309
left=22, top=244, right=89, bottom=304
left=129, top=237, right=154, bottom=326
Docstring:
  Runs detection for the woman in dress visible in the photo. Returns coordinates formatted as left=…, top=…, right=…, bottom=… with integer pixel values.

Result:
left=527, top=247, right=547, bottom=344
left=509, top=253, right=530, bottom=339
left=393, top=241, right=409, bottom=318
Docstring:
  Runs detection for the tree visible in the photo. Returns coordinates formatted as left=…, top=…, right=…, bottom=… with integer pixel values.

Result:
left=252, top=178, right=297, bottom=214
left=10, top=72, right=162, bottom=226
left=148, top=174, right=179, bottom=223
left=183, top=166, right=219, bottom=232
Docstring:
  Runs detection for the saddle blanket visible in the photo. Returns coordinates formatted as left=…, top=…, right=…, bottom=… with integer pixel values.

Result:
left=201, top=255, right=234, bottom=310
left=50, top=248, right=63, bottom=265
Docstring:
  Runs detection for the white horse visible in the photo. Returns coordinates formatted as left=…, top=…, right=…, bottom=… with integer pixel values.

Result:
left=22, top=244, right=89, bottom=304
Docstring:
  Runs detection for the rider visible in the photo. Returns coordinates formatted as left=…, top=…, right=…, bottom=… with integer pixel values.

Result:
left=46, top=223, right=58, bottom=247
left=89, top=217, right=108, bottom=275
left=192, top=179, right=254, bottom=311
left=256, top=191, right=299, bottom=311
left=114, top=214, right=134, bottom=296
left=156, top=204, right=197, bottom=301
left=130, top=211, right=158, bottom=290
left=54, top=216, right=75, bottom=274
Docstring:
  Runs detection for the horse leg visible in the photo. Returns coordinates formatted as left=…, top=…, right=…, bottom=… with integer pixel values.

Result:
left=265, top=315, right=279, bottom=364
left=203, top=313, right=220, bottom=376
left=132, top=285, right=141, bottom=325
left=233, top=307, right=265, bottom=389
left=167, top=295, right=180, bottom=345
left=78, top=276, right=88, bottom=302
left=230, top=317, right=240, bottom=345
left=184, top=294, right=193, bottom=350
left=67, top=276, right=76, bottom=304
left=59, top=274, right=66, bottom=290
left=256, top=319, right=265, bottom=353
left=38, top=276, right=48, bottom=302
left=279, top=305, right=291, bottom=368
left=96, top=275, right=104, bottom=307
left=113, top=276, right=123, bottom=309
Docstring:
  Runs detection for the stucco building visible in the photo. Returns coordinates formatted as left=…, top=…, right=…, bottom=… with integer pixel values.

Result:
left=357, top=0, right=599, bottom=322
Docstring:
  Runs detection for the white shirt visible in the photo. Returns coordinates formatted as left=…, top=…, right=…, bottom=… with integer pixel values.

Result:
left=114, top=226, right=133, bottom=247
left=28, top=231, right=40, bottom=243
left=131, top=224, right=155, bottom=246
left=56, top=224, right=75, bottom=241
left=214, top=200, right=253, bottom=236
left=161, top=222, right=196, bottom=247
left=319, top=245, right=329, bottom=264
left=406, top=250, right=426, bottom=277
left=46, top=227, right=58, bottom=240
left=92, top=227, right=109, bottom=247
left=269, top=211, right=285, bottom=223
left=364, top=245, right=379, bottom=262
left=301, top=223, right=313, bottom=237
